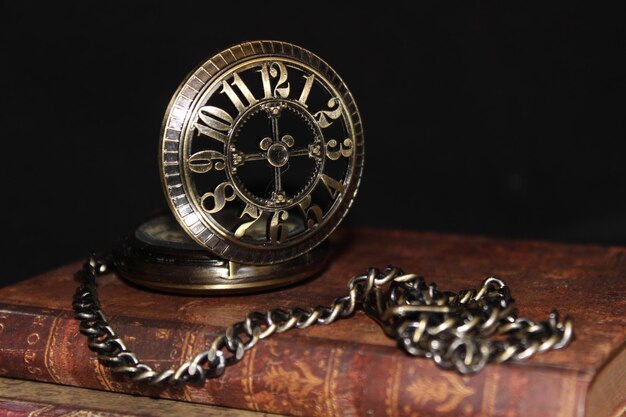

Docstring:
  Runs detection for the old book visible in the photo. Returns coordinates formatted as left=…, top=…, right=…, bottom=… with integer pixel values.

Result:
left=1, top=228, right=625, bottom=417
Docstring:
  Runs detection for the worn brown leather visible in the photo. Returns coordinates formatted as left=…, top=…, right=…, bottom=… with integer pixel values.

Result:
left=1, top=227, right=625, bottom=417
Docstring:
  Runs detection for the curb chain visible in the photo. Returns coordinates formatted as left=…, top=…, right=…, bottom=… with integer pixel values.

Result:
left=73, top=253, right=573, bottom=386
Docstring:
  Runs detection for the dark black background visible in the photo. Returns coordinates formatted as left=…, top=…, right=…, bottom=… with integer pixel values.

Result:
left=1, top=2, right=625, bottom=286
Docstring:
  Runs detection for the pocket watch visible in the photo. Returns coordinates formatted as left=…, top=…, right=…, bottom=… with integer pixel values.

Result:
left=117, top=40, right=364, bottom=293
left=75, top=41, right=572, bottom=384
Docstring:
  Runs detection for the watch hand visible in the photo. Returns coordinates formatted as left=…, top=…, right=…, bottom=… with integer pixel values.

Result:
left=270, top=113, right=282, bottom=196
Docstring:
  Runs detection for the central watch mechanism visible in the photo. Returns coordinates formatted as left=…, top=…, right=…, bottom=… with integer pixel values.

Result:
left=116, top=41, right=364, bottom=294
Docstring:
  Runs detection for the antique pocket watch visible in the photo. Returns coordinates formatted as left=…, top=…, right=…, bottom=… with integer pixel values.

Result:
left=75, top=41, right=572, bottom=385
left=114, top=41, right=364, bottom=294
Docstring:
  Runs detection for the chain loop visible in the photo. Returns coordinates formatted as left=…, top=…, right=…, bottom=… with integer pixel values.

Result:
left=73, top=255, right=574, bottom=385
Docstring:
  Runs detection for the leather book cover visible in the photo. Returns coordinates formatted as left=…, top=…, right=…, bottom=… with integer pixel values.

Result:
left=1, top=228, right=625, bottom=417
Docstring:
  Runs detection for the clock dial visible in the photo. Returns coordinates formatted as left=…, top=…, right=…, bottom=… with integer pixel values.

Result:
left=160, top=41, right=363, bottom=264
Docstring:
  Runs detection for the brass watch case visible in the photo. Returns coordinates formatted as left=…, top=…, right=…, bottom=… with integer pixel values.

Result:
left=114, top=215, right=329, bottom=294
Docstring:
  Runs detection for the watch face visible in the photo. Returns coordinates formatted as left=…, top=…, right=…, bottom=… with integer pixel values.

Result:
left=160, top=41, right=364, bottom=264
left=134, top=214, right=200, bottom=251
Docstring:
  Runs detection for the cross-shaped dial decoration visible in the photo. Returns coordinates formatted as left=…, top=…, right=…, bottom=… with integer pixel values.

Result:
left=228, top=100, right=324, bottom=209
left=160, top=41, right=364, bottom=265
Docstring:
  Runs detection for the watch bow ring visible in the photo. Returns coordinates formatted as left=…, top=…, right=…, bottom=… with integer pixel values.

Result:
left=160, top=41, right=364, bottom=265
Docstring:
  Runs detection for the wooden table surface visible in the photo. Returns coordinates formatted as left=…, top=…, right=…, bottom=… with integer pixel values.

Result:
left=0, top=377, right=285, bottom=417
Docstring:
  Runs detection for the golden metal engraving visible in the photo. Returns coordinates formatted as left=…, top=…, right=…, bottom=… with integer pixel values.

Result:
left=160, top=41, right=364, bottom=264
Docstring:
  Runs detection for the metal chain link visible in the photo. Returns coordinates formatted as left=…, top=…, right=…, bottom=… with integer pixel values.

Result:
left=72, top=253, right=573, bottom=386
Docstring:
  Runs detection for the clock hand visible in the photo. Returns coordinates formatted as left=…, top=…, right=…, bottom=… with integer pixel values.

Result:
left=269, top=110, right=283, bottom=197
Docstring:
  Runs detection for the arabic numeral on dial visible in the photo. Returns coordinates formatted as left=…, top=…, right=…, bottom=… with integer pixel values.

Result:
left=194, top=106, right=233, bottom=143
left=187, top=150, right=225, bottom=173
left=234, top=204, right=263, bottom=238
left=314, top=98, right=342, bottom=128
left=298, top=195, right=323, bottom=229
left=297, top=74, right=315, bottom=107
left=221, top=73, right=258, bottom=113
left=269, top=210, right=289, bottom=243
left=260, top=62, right=290, bottom=99
left=200, top=182, right=236, bottom=214
left=320, top=174, right=345, bottom=199
left=326, top=138, right=353, bottom=160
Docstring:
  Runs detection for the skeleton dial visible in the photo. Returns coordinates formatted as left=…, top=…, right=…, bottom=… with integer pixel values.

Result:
left=160, top=41, right=363, bottom=264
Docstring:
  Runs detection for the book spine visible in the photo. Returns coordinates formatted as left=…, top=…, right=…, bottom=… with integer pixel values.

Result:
left=0, top=303, right=584, bottom=417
